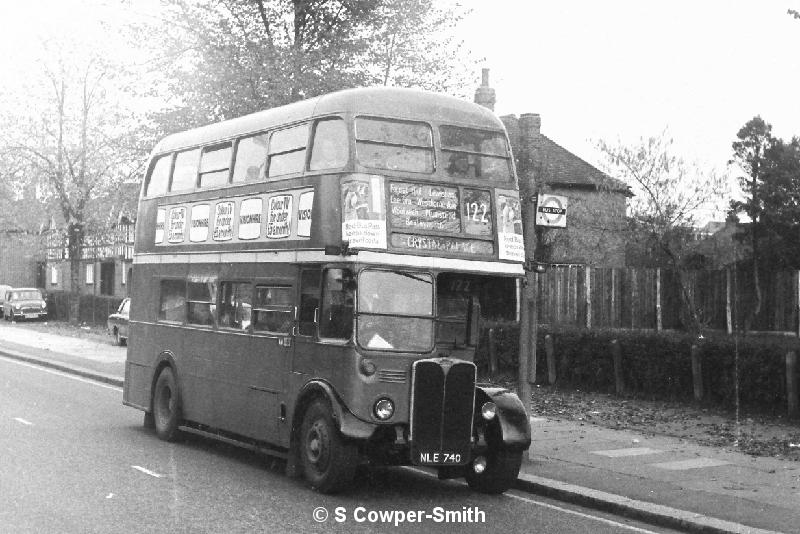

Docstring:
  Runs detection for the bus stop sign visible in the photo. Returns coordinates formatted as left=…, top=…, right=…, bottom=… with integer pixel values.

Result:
left=535, top=194, right=568, bottom=228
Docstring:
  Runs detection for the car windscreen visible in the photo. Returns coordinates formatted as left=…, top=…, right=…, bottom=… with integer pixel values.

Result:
left=11, top=291, right=43, bottom=300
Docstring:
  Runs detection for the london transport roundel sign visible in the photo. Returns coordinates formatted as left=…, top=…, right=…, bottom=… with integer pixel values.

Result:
left=535, top=194, right=568, bottom=228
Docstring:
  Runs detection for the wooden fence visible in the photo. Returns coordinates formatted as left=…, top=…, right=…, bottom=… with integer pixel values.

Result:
left=536, top=265, right=800, bottom=334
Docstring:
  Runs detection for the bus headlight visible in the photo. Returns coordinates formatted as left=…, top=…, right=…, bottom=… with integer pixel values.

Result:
left=480, top=401, right=497, bottom=421
left=373, top=398, right=394, bottom=420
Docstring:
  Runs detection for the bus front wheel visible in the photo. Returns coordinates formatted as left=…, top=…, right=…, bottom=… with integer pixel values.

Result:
left=299, top=399, right=358, bottom=493
left=465, top=448, right=522, bottom=494
left=153, top=367, right=182, bottom=441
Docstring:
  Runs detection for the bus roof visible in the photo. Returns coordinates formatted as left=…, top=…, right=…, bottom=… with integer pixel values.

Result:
left=152, top=87, right=504, bottom=154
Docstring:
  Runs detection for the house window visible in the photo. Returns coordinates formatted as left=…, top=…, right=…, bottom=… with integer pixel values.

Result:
left=50, top=266, right=59, bottom=285
left=85, top=264, right=94, bottom=285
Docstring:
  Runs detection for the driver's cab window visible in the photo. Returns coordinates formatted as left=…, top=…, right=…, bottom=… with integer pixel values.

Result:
left=320, top=268, right=354, bottom=340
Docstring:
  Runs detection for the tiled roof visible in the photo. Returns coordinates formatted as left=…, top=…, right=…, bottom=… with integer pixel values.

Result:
left=531, top=134, right=631, bottom=194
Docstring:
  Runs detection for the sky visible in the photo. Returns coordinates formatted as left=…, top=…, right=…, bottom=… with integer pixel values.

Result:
left=2, top=0, right=798, bottom=222
left=458, top=1, right=800, bottom=188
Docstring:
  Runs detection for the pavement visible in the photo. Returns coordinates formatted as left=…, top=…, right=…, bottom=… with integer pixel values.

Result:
left=1, top=322, right=797, bottom=534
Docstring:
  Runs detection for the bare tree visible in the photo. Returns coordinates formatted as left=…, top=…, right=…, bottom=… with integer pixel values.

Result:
left=0, top=46, right=145, bottom=322
left=597, top=132, right=728, bottom=334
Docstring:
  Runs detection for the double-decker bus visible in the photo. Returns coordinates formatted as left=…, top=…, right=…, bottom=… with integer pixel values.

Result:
left=123, top=87, right=531, bottom=494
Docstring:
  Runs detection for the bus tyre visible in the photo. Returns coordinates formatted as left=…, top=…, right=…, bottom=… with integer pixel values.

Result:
left=153, top=368, right=182, bottom=441
left=465, top=448, right=523, bottom=495
left=299, top=400, right=358, bottom=494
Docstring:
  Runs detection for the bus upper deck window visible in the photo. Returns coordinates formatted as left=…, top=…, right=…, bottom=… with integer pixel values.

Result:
left=232, top=133, right=268, bottom=182
left=309, top=118, right=348, bottom=171
left=170, top=148, right=201, bottom=192
left=268, top=123, right=309, bottom=178
left=440, top=126, right=511, bottom=181
left=355, top=117, right=433, bottom=173
left=199, top=142, right=232, bottom=188
left=145, top=154, right=172, bottom=197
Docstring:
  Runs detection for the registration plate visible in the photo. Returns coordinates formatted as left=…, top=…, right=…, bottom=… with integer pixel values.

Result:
left=24, top=313, right=39, bottom=319
left=417, top=451, right=465, bottom=465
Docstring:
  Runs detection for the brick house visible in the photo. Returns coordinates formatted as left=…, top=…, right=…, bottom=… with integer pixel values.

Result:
left=474, top=71, right=631, bottom=267
left=0, top=231, right=46, bottom=288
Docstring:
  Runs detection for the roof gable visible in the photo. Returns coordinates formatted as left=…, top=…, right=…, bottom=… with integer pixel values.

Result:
left=532, top=135, right=630, bottom=194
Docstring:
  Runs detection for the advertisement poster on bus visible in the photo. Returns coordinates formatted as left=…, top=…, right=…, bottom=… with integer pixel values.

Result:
left=341, top=175, right=387, bottom=249
left=168, top=207, right=187, bottom=243
left=155, top=209, right=165, bottom=244
left=496, top=192, right=525, bottom=262
left=238, top=198, right=263, bottom=240
left=190, top=204, right=210, bottom=242
left=212, top=201, right=234, bottom=241
left=266, top=195, right=292, bottom=238
left=296, top=191, right=314, bottom=237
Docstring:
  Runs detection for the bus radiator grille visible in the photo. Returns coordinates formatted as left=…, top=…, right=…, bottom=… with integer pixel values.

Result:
left=377, top=369, right=407, bottom=383
left=409, top=359, right=475, bottom=466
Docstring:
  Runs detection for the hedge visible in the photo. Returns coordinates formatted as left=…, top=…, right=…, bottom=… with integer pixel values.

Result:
left=475, top=325, right=800, bottom=410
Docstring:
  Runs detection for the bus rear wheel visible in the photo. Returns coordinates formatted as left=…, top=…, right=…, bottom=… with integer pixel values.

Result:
left=153, top=367, right=182, bottom=441
left=299, top=399, right=357, bottom=493
left=465, top=448, right=522, bottom=494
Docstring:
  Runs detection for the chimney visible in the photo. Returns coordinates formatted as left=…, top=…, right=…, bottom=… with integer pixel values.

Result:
left=519, top=113, right=541, bottom=139
left=474, top=68, right=496, bottom=111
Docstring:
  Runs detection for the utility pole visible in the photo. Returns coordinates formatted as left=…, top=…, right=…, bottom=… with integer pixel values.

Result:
left=518, top=197, right=540, bottom=413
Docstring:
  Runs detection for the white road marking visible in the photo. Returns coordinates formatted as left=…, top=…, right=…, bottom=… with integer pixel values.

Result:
left=505, top=491, right=663, bottom=534
left=650, top=458, right=730, bottom=470
left=132, top=465, right=163, bottom=478
left=14, top=417, right=33, bottom=425
left=592, top=447, right=664, bottom=458
left=0, top=355, right=121, bottom=391
left=403, top=467, right=661, bottom=534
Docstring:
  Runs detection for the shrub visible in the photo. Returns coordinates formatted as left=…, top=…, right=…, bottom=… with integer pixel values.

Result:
left=477, top=324, right=800, bottom=409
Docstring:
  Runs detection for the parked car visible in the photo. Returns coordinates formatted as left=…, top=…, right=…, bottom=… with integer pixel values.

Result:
left=107, top=298, right=130, bottom=346
left=2, top=287, right=48, bottom=321
left=0, top=285, right=12, bottom=318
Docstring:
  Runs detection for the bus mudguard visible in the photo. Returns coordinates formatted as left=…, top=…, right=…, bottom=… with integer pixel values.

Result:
left=150, top=352, right=178, bottom=408
left=475, top=386, right=532, bottom=451
left=295, top=380, right=377, bottom=440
